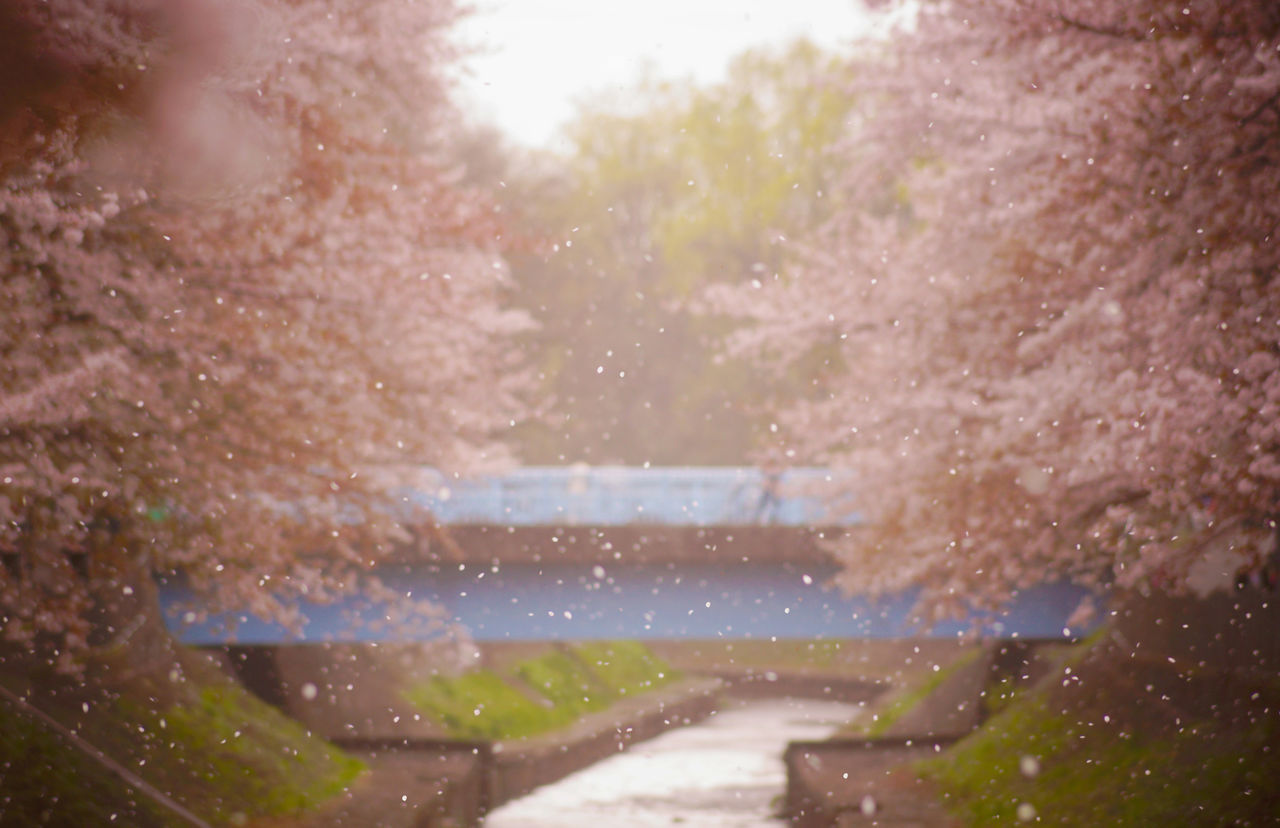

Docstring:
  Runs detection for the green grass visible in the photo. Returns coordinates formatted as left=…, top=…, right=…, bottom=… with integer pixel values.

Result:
left=517, top=649, right=614, bottom=714
left=922, top=695, right=1280, bottom=825
left=405, top=642, right=680, bottom=741
left=403, top=668, right=575, bottom=740
left=981, top=672, right=1023, bottom=718
left=918, top=636, right=1280, bottom=826
left=0, top=700, right=182, bottom=827
left=572, top=641, right=679, bottom=695
left=114, top=683, right=366, bottom=822
left=0, top=648, right=365, bottom=826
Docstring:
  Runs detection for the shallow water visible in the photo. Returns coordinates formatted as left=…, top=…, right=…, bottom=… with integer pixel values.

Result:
left=483, top=698, right=858, bottom=827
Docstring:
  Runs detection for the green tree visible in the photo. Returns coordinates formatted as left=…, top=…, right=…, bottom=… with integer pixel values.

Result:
left=498, top=40, right=857, bottom=465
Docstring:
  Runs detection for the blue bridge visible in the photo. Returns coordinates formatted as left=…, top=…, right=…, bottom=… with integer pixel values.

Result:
left=165, top=466, right=1091, bottom=643
left=379, top=465, right=862, bottom=569
left=397, top=465, right=860, bottom=529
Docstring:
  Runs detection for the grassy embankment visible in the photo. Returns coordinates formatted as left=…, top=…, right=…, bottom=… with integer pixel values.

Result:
left=917, top=631, right=1280, bottom=825
left=850, top=645, right=984, bottom=737
left=402, top=640, right=679, bottom=740
left=0, top=646, right=364, bottom=826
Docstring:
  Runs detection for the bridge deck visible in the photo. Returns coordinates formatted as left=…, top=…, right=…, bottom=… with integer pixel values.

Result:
left=395, top=466, right=860, bottom=528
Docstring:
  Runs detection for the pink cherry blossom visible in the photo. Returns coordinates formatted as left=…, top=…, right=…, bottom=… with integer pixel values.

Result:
left=1, top=0, right=529, bottom=663
left=713, top=1, right=1280, bottom=613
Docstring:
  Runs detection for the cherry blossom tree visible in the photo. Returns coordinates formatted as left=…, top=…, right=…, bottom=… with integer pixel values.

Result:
left=712, top=1, right=1280, bottom=618
left=0, top=0, right=528, bottom=666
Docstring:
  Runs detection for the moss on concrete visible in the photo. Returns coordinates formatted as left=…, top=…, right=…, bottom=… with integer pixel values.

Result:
left=572, top=640, right=679, bottom=695
left=404, top=641, right=679, bottom=741
left=0, top=699, right=181, bottom=827
left=923, top=695, right=1280, bottom=825
left=114, top=683, right=365, bottom=822
left=403, top=668, right=576, bottom=740
left=516, top=649, right=613, bottom=714
left=0, top=646, right=365, bottom=826
left=919, top=634, right=1280, bottom=825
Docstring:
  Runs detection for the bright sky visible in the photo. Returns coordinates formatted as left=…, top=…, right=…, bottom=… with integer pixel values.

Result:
left=450, top=0, right=877, bottom=151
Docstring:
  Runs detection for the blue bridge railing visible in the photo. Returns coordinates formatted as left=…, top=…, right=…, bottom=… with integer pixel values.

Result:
left=394, top=466, right=860, bottom=528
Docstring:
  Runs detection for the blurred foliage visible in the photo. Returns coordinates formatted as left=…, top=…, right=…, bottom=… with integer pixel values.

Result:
left=460, top=40, right=858, bottom=464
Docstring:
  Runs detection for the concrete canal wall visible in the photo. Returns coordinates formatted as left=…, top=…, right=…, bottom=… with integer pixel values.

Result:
left=209, top=638, right=905, bottom=824
left=209, top=641, right=463, bottom=741
left=322, top=677, right=723, bottom=825
left=780, top=638, right=1062, bottom=826
left=211, top=636, right=1094, bottom=825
